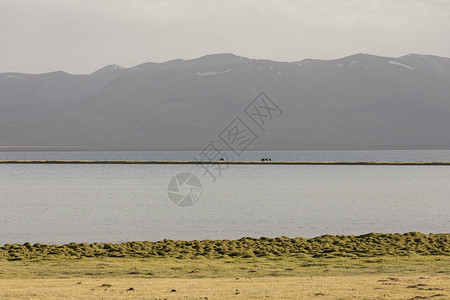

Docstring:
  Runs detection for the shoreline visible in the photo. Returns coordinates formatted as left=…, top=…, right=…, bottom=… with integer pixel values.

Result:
left=2, top=233, right=449, bottom=299
left=1, top=160, right=450, bottom=165
left=2, top=232, right=449, bottom=259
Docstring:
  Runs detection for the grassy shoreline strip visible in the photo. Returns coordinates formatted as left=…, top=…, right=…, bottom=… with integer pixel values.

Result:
left=2, top=232, right=449, bottom=261
left=1, top=160, right=450, bottom=165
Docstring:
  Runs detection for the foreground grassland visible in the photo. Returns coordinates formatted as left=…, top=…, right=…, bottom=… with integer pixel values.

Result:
left=0, top=275, right=449, bottom=299
left=1, top=233, right=449, bottom=299
left=0, top=256, right=449, bottom=299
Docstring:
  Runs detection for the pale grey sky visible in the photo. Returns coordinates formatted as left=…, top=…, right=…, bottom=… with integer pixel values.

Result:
left=1, top=0, right=449, bottom=74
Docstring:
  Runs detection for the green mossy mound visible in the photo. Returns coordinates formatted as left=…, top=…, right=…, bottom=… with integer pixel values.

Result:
left=1, top=232, right=449, bottom=261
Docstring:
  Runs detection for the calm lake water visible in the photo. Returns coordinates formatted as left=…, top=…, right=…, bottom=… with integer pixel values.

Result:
left=1, top=151, right=450, bottom=245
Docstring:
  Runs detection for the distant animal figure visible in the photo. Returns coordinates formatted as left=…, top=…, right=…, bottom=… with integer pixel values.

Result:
left=269, top=158, right=272, bottom=161
left=219, top=158, right=224, bottom=161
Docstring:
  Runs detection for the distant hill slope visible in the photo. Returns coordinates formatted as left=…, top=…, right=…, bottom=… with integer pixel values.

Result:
left=1, top=53, right=450, bottom=150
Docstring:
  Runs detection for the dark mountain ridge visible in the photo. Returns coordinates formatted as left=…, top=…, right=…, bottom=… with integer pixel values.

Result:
left=1, top=53, right=449, bottom=150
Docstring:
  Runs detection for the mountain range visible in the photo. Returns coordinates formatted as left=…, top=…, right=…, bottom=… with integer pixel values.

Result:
left=1, top=53, right=450, bottom=151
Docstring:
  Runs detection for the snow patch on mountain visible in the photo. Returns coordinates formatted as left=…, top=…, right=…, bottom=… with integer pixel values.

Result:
left=388, top=61, right=414, bottom=70
left=196, top=69, right=232, bottom=76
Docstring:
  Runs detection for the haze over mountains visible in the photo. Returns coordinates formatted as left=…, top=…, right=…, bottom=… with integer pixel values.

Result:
left=1, top=53, right=450, bottom=151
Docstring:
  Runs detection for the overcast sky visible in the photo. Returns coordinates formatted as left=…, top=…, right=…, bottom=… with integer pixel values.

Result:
left=1, top=0, right=449, bottom=74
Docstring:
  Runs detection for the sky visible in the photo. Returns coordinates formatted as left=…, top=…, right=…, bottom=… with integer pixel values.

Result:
left=1, top=0, right=450, bottom=74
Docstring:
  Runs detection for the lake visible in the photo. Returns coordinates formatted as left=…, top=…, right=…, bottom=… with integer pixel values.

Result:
left=1, top=151, right=449, bottom=245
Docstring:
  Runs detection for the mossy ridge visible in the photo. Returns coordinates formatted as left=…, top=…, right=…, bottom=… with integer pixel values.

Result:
left=1, top=232, right=449, bottom=261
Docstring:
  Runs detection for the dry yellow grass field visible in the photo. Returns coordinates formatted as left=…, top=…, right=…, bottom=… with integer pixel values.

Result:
left=0, top=256, right=449, bottom=299
left=0, top=275, right=449, bottom=299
